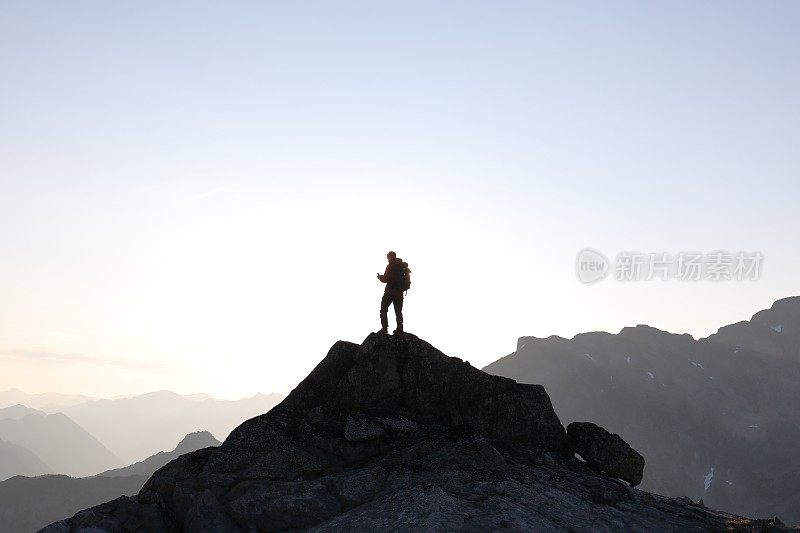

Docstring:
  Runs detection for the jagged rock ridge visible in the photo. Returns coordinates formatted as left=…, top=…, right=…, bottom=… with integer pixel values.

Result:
left=485, top=295, right=800, bottom=524
left=43, top=333, right=791, bottom=532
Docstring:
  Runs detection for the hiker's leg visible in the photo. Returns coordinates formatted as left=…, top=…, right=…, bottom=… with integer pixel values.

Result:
left=379, top=293, right=391, bottom=330
left=393, top=295, right=404, bottom=331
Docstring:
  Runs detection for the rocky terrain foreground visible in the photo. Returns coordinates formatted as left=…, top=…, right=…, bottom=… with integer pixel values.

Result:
left=43, top=333, right=792, bottom=532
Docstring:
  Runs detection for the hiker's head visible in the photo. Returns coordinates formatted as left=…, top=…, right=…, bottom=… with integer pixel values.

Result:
left=387, top=251, right=396, bottom=262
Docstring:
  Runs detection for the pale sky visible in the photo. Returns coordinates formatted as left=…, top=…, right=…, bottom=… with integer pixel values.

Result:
left=1, top=2, right=798, bottom=399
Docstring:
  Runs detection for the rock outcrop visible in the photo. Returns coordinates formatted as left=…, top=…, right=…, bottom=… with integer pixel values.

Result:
left=42, top=333, right=792, bottom=532
left=272, top=333, right=568, bottom=451
left=568, top=421, right=645, bottom=486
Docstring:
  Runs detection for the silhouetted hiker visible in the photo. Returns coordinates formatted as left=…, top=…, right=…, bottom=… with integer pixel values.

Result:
left=376, top=251, right=411, bottom=335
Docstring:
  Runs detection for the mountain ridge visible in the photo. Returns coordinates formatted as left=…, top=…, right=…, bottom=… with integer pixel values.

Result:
left=59, top=390, right=283, bottom=464
left=0, top=390, right=96, bottom=410
left=0, top=412, right=121, bottom=477
left=0, top=437, right=52, bottom=480
left=485, top=295, right=800, bottom=524
left=510, top=296, right=800, bottom=351
left=43, top=333, right=790, bottom=532
left=97, top=431, right=221, bottom=478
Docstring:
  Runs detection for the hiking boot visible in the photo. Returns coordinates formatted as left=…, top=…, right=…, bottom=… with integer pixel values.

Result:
left=376, top=327, right=388, bottom=334
left=393, top=328, right=404, bottom=335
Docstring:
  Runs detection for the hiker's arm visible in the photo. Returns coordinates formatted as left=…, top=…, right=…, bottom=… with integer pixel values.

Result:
left=377, top=266, right=390, bottom=283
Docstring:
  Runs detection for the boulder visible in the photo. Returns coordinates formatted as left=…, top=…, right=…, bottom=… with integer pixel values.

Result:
left=567, top=421, right=645, bottom=486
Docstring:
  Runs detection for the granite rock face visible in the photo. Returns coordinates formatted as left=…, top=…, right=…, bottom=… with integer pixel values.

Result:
left=568, top=421, right=645, bottom=486
left=42, top=333, right=792, bottom=532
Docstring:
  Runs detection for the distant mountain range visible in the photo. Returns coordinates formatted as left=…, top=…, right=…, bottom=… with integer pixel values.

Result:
left=0, top=389, right=283, bottom=469
left=60, top=390, right=283, bottom=463
left=484, top=295, right=800, bottom=524
left=0, top=405, right=46, bottom=420
left=0, top=408, right=120, bottom=478
left=0, top=390, right=95, bottom=411
left=0, top=431, right=220, bottom=533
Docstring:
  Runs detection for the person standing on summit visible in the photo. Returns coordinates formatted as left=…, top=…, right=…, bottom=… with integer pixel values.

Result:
left=376, top=251, right=411, bottom=334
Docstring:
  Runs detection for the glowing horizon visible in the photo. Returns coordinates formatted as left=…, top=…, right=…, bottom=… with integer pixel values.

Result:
left=1, top=2, right=798, bottom=399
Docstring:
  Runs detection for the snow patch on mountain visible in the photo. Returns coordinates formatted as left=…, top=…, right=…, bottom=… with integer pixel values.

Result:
left=704, top=467, right=715, bottom=492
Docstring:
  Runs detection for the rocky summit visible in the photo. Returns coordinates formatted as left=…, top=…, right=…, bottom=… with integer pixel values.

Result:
left=43, top=333, right=792, bottom=532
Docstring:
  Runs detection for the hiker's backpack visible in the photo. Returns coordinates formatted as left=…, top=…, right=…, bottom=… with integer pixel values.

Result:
left=396, top=261, right=411, bottom=292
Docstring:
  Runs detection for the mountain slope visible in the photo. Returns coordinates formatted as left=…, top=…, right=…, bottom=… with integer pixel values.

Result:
left=0, top=405, right=46, bottom=420
left=0, top=413, right=121, bottom=477
left=44, top=333, right=788, bottom=532
left=708, top=296, right=800, bottom=359
left=61, top=391, right=282, bottom=463
left=0, top=431, right=220, bottom=533
left=484, top=295, right=800, bottom=525
left=98, top=431, right=221, bottom=478
left=0, top=438, right=51, bottom=481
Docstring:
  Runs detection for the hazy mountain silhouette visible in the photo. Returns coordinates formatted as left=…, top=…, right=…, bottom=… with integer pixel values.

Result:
left=0, top=404, right=46, bottom=420
left=0, top=438, right=51, bottom=481
left=0, top=412, right=120, bottom=477
left=0, top=389, right=95, bottom=411
left=60, top=391, right=282, bottom=464
left=484, top=295, right=800, bottom=525
left=44, top=334, right=788, bottom=531
left=182, top=393, right=214, bottom=401
left=707, top=296, right=800, bottom=359
left=97, top=431, right=221, bottom=478
left=0, top=431, right=221, bottom=533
